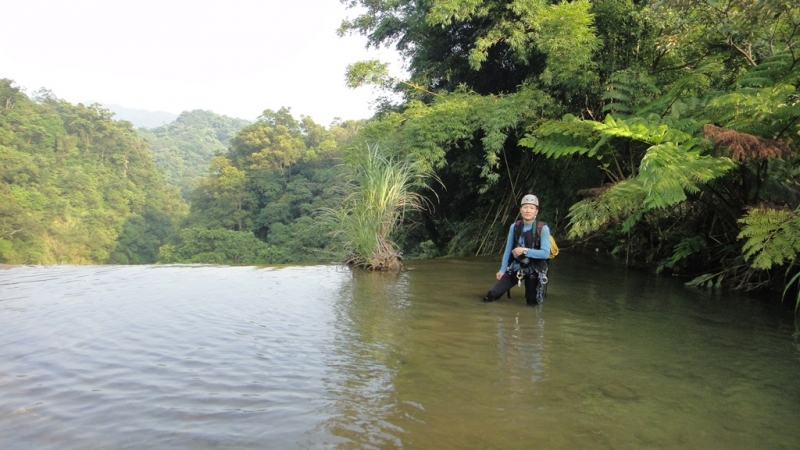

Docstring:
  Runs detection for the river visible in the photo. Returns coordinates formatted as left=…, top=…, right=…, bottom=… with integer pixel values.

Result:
left=1, top=252, right=799, bottom=449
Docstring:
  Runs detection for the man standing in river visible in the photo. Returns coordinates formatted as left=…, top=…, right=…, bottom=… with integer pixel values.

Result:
left=482, top=194, right=551, bottom=306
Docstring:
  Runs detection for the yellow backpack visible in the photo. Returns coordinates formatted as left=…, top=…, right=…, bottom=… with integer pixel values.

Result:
left=547, top=233, right=559, bottom=259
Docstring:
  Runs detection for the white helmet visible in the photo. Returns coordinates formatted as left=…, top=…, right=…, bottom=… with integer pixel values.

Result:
left=521, top=194, right=539, bottom=207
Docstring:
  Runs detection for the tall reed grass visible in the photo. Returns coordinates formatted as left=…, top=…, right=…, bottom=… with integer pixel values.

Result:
left=321, top=144, right=437, bottom=270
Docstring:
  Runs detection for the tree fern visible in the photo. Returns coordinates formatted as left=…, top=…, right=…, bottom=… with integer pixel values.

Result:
left=601, top=69, right=660, bottom=117
left=566, top=137, right=733, bottom=238
left=530, top=113, right=734, bottom=238
left=519, top=115, right=600, bottom=158
left=736, top=51, right=796, bottom=88
left=590, top=114, right=685, bottom=146
left=738, top=206, right=800, bottom=311
left=706, top=49, right=800, bottom=139
left=738, top=206, right=800, bottom=270
left=706, top=84, right=798, bottom=137
left=637, top=60, right=722, bottom=117
left=638, top=140, right=735, bottom=209
left=567, top=179, right=646, bottom=238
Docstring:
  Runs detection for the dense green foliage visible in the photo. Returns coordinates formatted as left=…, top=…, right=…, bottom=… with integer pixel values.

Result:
left=138, top=110, right=250, bottom=197
left=0, top=80, right=186, bottom=264
left=338, top=0, right=800, bottom=305
left=158, top=227, right=273, bottom=265
left=162, top=108, right=365, bottom=265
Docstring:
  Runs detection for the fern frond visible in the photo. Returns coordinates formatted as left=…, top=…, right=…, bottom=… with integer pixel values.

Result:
left=601, top=102, right=632, bottom=113
left=738, top=206, right=800, bottom=270
left=591, top=115, right=691, bottom=146
left=737, top=76, right=775, bottom=89
left=661, top=116, right=703, bottom=135
left=705, top=84, right=798, bottom=136
left=638, top=141, right=735, bottom=209
left=737, top=52, right=794, bottom=88
left=567, top=179, right=646, bottom=238
left=524, top=116, right=602, bottom=158
left=703, top=124, right=794, bottom=161
left=638, top=61, right=721, bottom=117
left=519, top=135, right=594, bottom=158
left=668, top=236, right=708, bottom=267
left=603, top=90, right=634, bottom=102
left=536, top=115, right=598, bottom=138
left=686, top=271, right=726, bottom=291
left=602, top=69, right=659, bottom=117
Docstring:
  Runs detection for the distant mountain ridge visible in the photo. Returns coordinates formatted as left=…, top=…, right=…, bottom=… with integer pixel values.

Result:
left=138, top=110, right=251, bottom=197
left=97, top=103, right=179, bottom=128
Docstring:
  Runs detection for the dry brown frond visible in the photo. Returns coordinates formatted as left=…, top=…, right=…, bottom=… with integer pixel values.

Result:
left=703, top=124, right=794, bottom=161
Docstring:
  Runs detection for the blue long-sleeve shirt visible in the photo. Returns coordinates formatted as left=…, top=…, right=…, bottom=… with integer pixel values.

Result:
left=499, top=220, right=551, bottom=273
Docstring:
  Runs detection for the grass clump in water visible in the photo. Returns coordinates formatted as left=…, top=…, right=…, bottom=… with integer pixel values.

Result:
left=321, top=144, right=437, bottom=271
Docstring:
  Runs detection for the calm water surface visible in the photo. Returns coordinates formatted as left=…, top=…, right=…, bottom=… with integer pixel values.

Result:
left=1, top=253, right=799, bottom=449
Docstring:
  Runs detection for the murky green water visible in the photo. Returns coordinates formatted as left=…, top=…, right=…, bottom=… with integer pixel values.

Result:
left=1, top=253, right=799, bottom=449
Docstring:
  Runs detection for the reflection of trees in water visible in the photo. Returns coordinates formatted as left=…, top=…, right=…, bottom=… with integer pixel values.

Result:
left=306, top=269, right=412, bottom=448
left=494, top=307, right=548, bottom=399
left=303, top=261, right=554, bottom=447
left=295, top=256, right=800, bottom=447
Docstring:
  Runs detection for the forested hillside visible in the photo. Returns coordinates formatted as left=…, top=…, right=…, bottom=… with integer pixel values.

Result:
left=0, top=80, right=186, bottom=264
left=0, top=79, right=366, bottom=266
left=158, top=108, right=366, bottom=265
left=139, top=110, right=250, bottom=197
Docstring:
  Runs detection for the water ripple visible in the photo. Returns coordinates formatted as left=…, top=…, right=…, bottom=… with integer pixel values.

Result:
left=1, top=258, right=799, bottom=449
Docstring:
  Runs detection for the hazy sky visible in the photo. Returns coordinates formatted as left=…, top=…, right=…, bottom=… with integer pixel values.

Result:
left=1, top=0, right=403, bottom=126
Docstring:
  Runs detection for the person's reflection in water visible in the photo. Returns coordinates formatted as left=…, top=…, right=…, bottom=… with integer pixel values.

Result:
left=495, top=305, right=548, bottom=399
